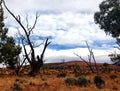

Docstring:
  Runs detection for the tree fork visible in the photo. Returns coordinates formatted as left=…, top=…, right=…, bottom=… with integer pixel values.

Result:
left=2, top=0, right=51, bottom=76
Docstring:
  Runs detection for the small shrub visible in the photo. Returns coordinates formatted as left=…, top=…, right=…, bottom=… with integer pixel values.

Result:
left=94, top=75, right=105, bottom=89
left=103, top=63, right=109, bottom=67
left=64, top=78, right=78, bottom=86
left=77, top=76, right=88, bottom=87
left=112, top=86, right=118, bottom=90
left=110, top=75, right=117, bottom=80
left=13, top=79, right=22, bottom=91
left=87, top=79, right=91, bottom=84
left=29, top=82, right=36, bottom=86
left=41, top=78, right=46, bottom=81
left=57, top=72, right=66, bottom=78
left=42, top=82, right=49, bottom=87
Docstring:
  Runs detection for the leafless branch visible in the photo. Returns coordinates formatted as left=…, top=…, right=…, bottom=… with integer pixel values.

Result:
left=25, top=12, right=39, bottom=36
left=22, top=39, right=31, bottom=64
left=25, top=14, right=29, bottom=30
left=29, top=12, right=39, bottom=31
left=2, top=0, right=27, bottom=34
left=40, top=38, right=51, bottom=60
left=85, top=41, right=98, bottom=73
left=73, top=52, right=90, bottom=65
left=73, top=52, right=95, bottom=73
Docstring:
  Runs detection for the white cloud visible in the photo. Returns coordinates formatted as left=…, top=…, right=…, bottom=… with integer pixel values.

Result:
left=43, top=48, right=112, bottom=63
left=7, top=12, right=114, bottom=47
left=5, top=0, right=102, bottom=13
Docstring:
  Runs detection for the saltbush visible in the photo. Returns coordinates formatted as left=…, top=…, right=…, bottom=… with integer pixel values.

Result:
left=13, top=79, right=22, bottom=91
left=94, top=75, right=105, bottom=89
left=64, top=76, right=90, bottom=87
left=57, top=72, right=67, bottom=78
left=77, top=76, right=88, bottom=87
left=64, top=78, right=78, bottom=86
left=110, top=74, right=117, bottom=80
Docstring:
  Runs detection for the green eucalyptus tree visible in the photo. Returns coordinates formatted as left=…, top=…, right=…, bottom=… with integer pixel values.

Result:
left=0, top=5, right=21, bottom=69
left=94, top=0, right=120, bottom=38
left=94, top=0, right=120, bottom=65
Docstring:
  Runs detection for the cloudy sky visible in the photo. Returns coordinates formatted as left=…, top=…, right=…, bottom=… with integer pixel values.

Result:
left=3, top=0, right=117, bottom=63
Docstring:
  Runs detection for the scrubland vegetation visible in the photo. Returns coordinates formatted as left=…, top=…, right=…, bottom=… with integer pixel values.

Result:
left=0, top=61, right=120, bottom=91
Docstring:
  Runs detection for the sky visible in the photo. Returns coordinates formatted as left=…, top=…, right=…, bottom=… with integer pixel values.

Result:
left=3, top=0, right=117, bottom=63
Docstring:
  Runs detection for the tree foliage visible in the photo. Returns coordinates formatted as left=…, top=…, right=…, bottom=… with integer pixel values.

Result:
left=94, top=0, right=120, bottom=38
left=0, top=5, right=21, bottom=69
left=94, top=0, right=120, bottom=65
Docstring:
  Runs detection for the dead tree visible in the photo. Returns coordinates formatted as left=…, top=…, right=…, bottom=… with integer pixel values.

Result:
left=74, top=53, right=95, bottom=73
left=2, top=0, right=51, bottom=76
left=85, top=41, right=98, bottom=73
left=74, top=41, right=98, bottom=73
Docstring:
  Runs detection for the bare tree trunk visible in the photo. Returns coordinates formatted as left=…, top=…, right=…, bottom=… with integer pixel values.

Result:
left=29, top=58, right=43, bottom=76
